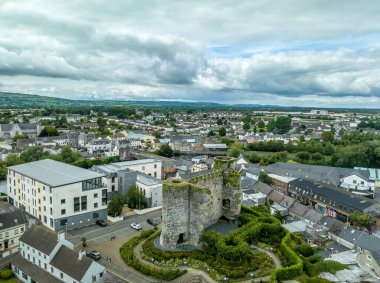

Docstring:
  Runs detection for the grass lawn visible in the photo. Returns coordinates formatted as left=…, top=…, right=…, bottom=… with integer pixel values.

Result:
left=0, top=279, right=20, bottom=283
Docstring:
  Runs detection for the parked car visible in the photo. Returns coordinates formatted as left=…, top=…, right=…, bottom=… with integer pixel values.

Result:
left=96, top=220, right=107, bottom=227
left=147, top=218, right=158, bottom=226
left=86, top=251, right=101, bottom=261
left=131, top=223, right=142, bottom=230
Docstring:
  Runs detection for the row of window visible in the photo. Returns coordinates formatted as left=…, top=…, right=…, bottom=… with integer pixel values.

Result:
left=0, top=227, right=24, bottom=239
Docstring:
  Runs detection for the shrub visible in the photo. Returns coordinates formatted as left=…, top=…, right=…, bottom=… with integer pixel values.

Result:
left=294, top=244, right=315, bottom=257
left=120, top=229, right=186, bottom=281
left=0, top=269, right=14, bottom=279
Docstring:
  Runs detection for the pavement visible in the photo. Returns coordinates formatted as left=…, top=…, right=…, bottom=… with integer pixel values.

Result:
left=67, top=209, right=162, bottom=245
left=66, top=209, right=161, bottom=283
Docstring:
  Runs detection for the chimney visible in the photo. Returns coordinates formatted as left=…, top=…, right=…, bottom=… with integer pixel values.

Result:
left=58, top=231, right=65, bottom=241
left=78, top=251, right=86, bottom=260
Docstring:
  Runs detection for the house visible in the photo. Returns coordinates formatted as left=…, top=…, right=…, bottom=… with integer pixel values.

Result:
left=11, top=225, right=106, bottom=283
left=0, top=123, right=43, bottom=140
left=136, top=174, right=162, bottom=208
left=203, top=144, right=228, bottom=152
left=0, top=204, right=27, bottom=258
left=7, top=159, right=108, bottom=231
left=288, top=178, right=380, bottom=223
left=191, top=163, right=208, bottom=173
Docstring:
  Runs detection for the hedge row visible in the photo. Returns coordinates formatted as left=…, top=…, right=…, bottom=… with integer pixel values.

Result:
left=269, top=231, right=303, bottom=283
left=120, top=229, right=187, bottom=281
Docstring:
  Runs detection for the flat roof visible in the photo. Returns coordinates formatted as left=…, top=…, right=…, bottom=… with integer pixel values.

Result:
left=9, top=159, right=104, bottom=187
left=111, top=159, right=160, bottom=167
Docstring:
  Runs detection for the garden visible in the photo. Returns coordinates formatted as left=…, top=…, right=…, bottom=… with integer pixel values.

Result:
left=120, top=205, right=347, bottom=282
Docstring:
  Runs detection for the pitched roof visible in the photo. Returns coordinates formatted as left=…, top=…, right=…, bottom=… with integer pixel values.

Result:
left=50, top=245, right=93, bottom=281
left=0, top=208, right=27, bottom=230
left=253, top=181, right=273, bottom=195
left=268, top=190, right=285, bottom=204
left=289, top=202, right=309, bottom=217
left=11, top=254, right=62, bottom=283
left=20, top=225, right=58, bottom=255
left=303, top=209, right=324, bottom=224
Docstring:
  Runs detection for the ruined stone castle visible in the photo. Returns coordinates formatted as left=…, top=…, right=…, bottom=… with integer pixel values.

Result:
left=160, top=157, right=241, bottom=249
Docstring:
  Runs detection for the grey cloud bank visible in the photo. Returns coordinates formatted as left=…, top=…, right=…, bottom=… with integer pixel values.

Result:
left=1, top=0, right=380, bottom=107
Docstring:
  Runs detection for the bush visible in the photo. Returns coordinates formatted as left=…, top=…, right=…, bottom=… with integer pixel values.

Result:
left=120, top=229, right=186, bottom=281
left=0, top=269, right=14, bottom=279
left=294, top=244, right=315, bottom=257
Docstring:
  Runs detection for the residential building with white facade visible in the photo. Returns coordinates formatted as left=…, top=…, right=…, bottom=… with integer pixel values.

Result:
left=7, top=159, right=108, bottom=231
left=0, top=204, right=27, bottom=258
left=11, top=224, right=106, bottom=283
left=91, top=159, right=163, bottom=207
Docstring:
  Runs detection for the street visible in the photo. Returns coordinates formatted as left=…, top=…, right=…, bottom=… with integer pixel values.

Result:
left=66, top=209, right=162, bottom=283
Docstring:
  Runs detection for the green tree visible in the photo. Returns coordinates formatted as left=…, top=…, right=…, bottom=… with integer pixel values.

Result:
left=259, top=171, right=271, bottom=184
left=217, top=119, right=223, bottom=125
left=127, top=186, right=147, bottom=209
left=296, top=151, right=311, bottom=161
left=5, top=154, right=23, bottom=166
left=207, top=130, right=216, bottom=137
left=39, top=126, right=59, bottom=137
left=55, top=146, right=80, bottom=163
left=108, top=193, right=125, bottom=216
left=350, top=212, right=374, bottom=233
left=321, top=131, right=334, bottom=143
left=243, top=122, right=251, bottom=131
left=257, top=120, right=265, bottom=129
left=267, top=116, right=292, bottom=134
left=156, top=144, right=174, bottom=158
left=20, top=146, right=50, bottom=163
left=247, top=152, right=260, bottom=163
left=219, top=127, right=226, bottom=137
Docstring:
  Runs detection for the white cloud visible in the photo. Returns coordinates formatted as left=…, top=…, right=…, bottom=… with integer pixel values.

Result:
left=1, top=0, right=380, bottom=107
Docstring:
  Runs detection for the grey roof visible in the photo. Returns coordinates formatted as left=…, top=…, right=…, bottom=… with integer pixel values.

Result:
left=50, top=245, right=94, bottom=281
left=11, top=254, right=62, bottom=283
left=240, top=177, right=257, bottom=191
left=279, top=196, right=295, bottom=208
left=268, top=190, right=285, bottom=204
left=9, top=159, right=104, bottom=187
left=289, top=202, right=309, bottom=217
left=252, top=181, right=273, bottom=195
left=319, top=216, right=345, bottom=235
left=19, top=225, right=58, bottom=255
left=0, top=208, right=27, bottom=230
left=303, top=209, right=324, bottom=224
left=288, top=178, right=378, bottom=213
left=136, top=173, right=162, bottom=186
left=261, top=162, right=358, bottom=186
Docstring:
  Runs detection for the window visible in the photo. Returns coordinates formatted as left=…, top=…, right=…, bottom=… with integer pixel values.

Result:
left=61, top=273, right=64, bottom=279
left=353, top=180, right=357, bottom=184
left=102, top=189, right=107, bottom=205
left=112, top=185, right=115, bottom=192
left=154, top=164, right=157, bottom=169
left=51, top=267, right=54, bottom=273
left=154, top=172, right=157, bottom=178
left=61, top=209, right=66, bottom=215
left=100, top=272, right=104, bottom=278
left=94, top=193, right=98, bottom=198
left=82, top=178, right=102, bottom=191
left=44, top=263, right=47, bottom=270
left=61, top=199, right=66, bottom=204
left=74, top=197, right=80, bottom=212
left=368, top=255, right=372, bottom=260
left=49, top=196, right=52, bottom=204
left=81, top=196, right=87, bottom=210
left=50, top=207, right=53, bottom=215
left=60, top=219, right=67, bottom=226
left=50, top=218, right=53, bottom=228
left=44, top=216, right=47, bottom=223
left=94, top=203, right=98, bottom=209
left=22, top=272, right=28, bottom=280
left=5, top=232, right=8, bottom=238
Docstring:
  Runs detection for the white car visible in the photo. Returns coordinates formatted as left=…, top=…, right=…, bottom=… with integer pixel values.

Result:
left=131, top=223, right=142, bottom=230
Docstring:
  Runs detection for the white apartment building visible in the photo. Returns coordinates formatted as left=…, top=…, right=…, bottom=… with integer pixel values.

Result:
left=11, top=224, right=106, bottom=283
left=106, top=159, right=162, bottom=179
left=7, top=159, right=108, bottom=231
left=0, top=205, right=27, bottom=258
left=136, top=174, right=162, bottom=208
left=91, top=159, right=163, bottom=207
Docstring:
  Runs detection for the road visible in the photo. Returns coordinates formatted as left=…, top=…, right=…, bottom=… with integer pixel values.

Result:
left=67, top=209, right=162, bottom=245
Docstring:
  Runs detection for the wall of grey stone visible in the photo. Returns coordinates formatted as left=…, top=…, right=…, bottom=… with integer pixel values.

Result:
left=160, top=174, right=241, bottom=249
left=54, top=208, right=107, bottom=231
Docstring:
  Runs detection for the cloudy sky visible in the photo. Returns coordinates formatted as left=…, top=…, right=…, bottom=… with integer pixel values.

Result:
left=1, top=1, right=380, bottom=107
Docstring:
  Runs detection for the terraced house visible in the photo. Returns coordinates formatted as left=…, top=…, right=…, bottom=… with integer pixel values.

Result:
left=7, top=159, right=108, bottom=231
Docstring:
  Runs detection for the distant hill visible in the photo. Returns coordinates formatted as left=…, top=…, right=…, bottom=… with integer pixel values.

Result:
left=0, top=91, right=378, bottom=113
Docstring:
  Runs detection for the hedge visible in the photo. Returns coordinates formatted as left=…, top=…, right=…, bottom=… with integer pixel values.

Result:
left=269, top=231, right=303, bottom=283
left=0, top=270, right=14, bottom=280
left=120, top=229, right=186, bottom=281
